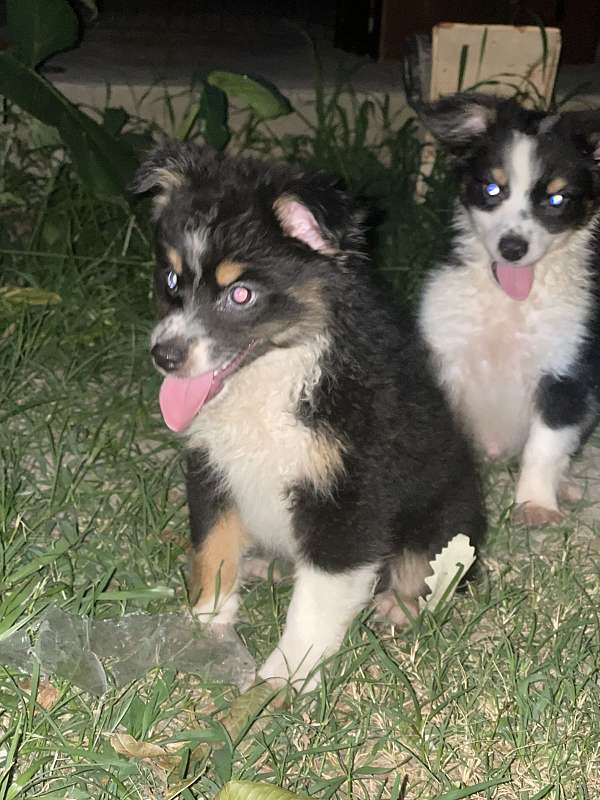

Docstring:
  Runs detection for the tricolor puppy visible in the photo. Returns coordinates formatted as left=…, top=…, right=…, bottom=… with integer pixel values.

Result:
left=135, top=142, right=485, bottom=691
left=418, top=93, right=600, bottom=526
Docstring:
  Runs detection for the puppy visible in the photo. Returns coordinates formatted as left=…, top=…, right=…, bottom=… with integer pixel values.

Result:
left=418, top=93, right=600, bottom=526
left=134, top=142, right=485, bottom=690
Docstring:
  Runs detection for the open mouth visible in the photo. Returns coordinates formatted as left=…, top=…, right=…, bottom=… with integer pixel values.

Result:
left=158, top=341, right=256, bottom=432
left=491, top=261, right=535, bottom=301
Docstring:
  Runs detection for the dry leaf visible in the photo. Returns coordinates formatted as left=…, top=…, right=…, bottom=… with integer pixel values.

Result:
left=0, top=287, right=61, bottom=306
left=191, top=683, right=280, bottom=763
left=419, top=533, right=476, bottom=612
left=110, top=732, right=180, bottom=770
left=111, top=732, right=168, bottom=759
left=37, top=682, right=59, bottom=709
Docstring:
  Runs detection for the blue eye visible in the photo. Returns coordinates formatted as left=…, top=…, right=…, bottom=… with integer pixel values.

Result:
left=485, top=182, right=501, bottom=197
left=549, top=193, right=564, bottom=207
left=166, top=270, right=178, bottom=291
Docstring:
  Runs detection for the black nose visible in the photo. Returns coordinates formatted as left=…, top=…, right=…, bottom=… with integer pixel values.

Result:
left=151, top=339, right=187, bottom=372
left=498, top=234, right=529, bottom=262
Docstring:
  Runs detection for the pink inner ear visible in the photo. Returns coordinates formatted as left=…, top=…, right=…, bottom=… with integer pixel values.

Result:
left=274, top=197, right=336, bottom=254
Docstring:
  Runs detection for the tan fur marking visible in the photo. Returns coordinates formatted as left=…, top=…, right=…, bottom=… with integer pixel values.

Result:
left=491, top=167, right=508, bottom=186
left=167, top=247, right=183, bottom=275
left=190, top=510, right=246, bottom=608
left=547, top=177, right=567, bottom=195
left=306, top=432, right=346, bottom=492
left=390, top=551, right=433, bottom=600
left=215, top=260, right=245, bottom=287
left=150, top=169, right=184, bottom=219
left=270, top=280, right=327, bottom=346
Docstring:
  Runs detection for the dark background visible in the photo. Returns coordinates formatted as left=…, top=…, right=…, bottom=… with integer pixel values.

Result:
left=1, top=1, right=598, bottom=64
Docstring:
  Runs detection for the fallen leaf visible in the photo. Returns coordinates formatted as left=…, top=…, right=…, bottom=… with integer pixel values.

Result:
left=0, top=286, right=61, bottom=305
left=110, top=732, right=180, bottom=771
left=37, top=682, right=59, bottom=709
left=191, top=683, right=281, bottom=763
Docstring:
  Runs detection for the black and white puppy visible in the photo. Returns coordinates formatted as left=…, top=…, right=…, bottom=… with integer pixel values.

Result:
left=135, top=142, right=485, bottom=690
left=418, top=94, right=600, bottom=526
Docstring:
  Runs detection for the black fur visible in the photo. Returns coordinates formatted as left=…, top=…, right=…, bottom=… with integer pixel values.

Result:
left=135, top=142, right=485, bottom=684
left=418, top=93, right=600, bottom=523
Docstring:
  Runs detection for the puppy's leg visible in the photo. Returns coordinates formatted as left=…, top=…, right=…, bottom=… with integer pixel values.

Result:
left=514, top=416, right=579, bottom=526
left=374, top=551, right=431, bottom=626
left=258, top=563, right=378, bottom=692
left=186, top=449, right=245, bottom=625
left=190, top=510, right=246, bottom=625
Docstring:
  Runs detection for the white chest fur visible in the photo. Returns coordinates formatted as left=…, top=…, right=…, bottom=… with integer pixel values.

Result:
left=419, top=221, right=594, bottom=458
left=186, top=339, right=331, bottom=558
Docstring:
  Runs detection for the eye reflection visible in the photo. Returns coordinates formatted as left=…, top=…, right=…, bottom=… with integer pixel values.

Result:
left=485, top=182, right=501, bottom=197
left=166, top=270, right=178, bottom=291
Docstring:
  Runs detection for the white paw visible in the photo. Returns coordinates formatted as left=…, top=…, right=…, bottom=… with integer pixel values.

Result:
left=192, top=592, right=239, bottom=627
left=558, top=480, right=583, bottom=504
left=258, top=646, right=320, bottom=692
left=374, top=590, right=418, bottom=626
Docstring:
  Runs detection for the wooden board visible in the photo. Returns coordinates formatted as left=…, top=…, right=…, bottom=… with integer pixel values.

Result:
left=430, top=23, right=562, bottom=104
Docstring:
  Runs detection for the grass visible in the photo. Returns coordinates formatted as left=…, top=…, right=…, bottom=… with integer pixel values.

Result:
left=0, top=91, right=599, bottom=800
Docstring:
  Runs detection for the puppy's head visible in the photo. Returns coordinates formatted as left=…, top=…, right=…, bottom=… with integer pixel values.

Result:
left=134, top=142, right=364, bottom=431
left=420, top=94, right=600, bottom=299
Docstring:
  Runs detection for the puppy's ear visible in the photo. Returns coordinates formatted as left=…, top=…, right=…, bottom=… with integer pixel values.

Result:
left=273, top=176, right=365, bottom=255
left=273, top=195, right=337, bottom=254
left=132, top=141, right=215, bottom=216
left=419, top=92, right=499, bottom=153
left=551, top=110, right=600, bottom=163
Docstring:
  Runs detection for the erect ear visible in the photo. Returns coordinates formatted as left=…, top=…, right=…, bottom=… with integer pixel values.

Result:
left=419, top=92, right=499, bottom=153
left=273, top=176, right=365, bottom=256
left=552, top=110, right=600, bottom=163
left=273, top=195, right=337, bottom=254
left=132, top=141, right=216, bottom=216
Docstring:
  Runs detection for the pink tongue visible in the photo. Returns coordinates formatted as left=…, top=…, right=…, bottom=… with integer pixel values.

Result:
left=494, top=262, right=535, bottom=301
left=159, top=373, right=214, bottom=432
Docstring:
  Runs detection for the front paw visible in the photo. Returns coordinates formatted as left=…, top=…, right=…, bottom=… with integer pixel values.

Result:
left=374, top=591, right=418, bottom=627
left=512, top=502, right=565, bottom=527
left=258, top=648, right=291, bottom=690
left=558, top=480, right=584, bottom=504
left=192, top=592, right=240, bottom=627
left=258, top=648, right=320, bottom=693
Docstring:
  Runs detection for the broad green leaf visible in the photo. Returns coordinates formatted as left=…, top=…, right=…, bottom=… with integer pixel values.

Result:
left=0, top=51, right=137, bottom=199
left=7, top=0, right=78, bottom=68
left=102, top=107, right=129, bottom=137
left=200, top=83, right=230, bottom=150
left=208, top=71, right=292, bottom=120
left=216, top=782, right=311, bottom=800
left=28, top=118, right=63, bottom=149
